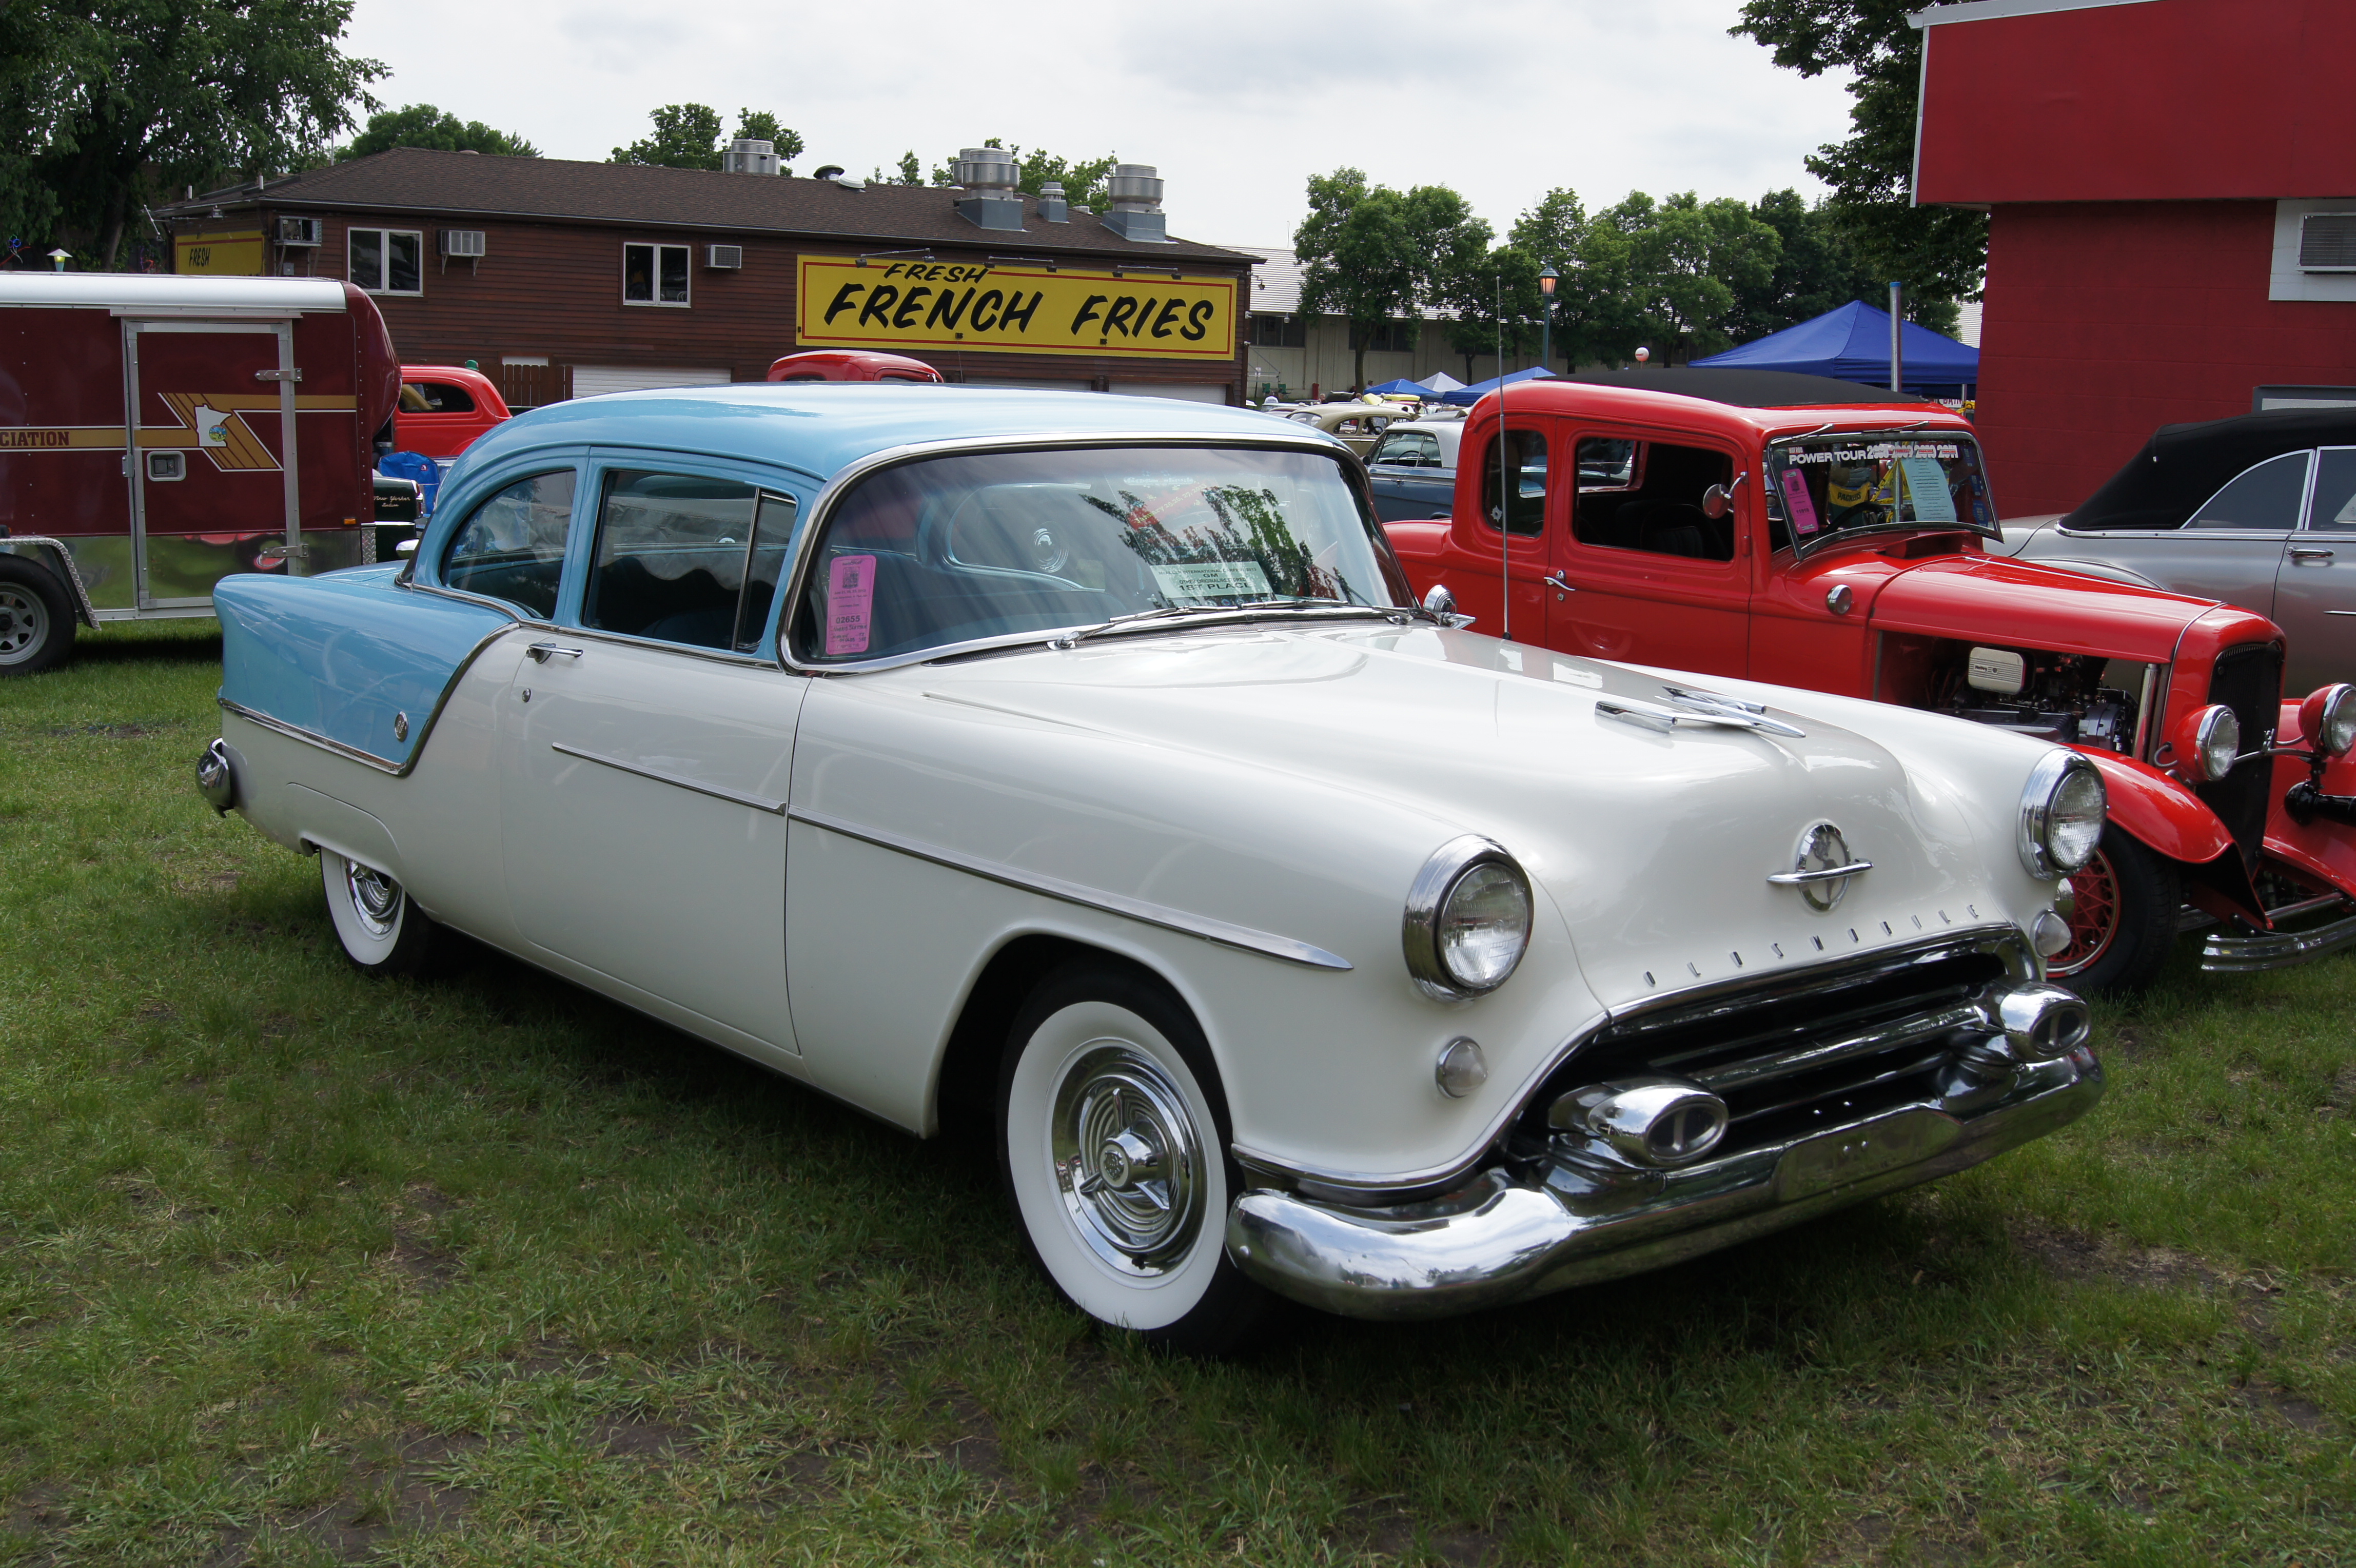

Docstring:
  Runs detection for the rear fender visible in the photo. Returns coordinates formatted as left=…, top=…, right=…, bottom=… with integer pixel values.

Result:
left=2075, top=747, right=2265, bottom=920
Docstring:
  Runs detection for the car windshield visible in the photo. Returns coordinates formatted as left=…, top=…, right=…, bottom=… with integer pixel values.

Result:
left=1765, top=432, right=1997, bottom=552
left=790, top=445, right=1403, bottom=663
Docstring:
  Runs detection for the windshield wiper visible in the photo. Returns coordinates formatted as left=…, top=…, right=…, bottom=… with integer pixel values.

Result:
left=1046, top=599, right=1400, bottom=651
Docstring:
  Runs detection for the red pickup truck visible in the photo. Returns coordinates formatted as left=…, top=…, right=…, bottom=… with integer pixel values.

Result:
left=1384, top=369, right=2356, bottom=992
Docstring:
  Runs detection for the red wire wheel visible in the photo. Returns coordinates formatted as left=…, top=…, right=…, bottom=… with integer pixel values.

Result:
left=2048, top=846, right=2120, bottom=977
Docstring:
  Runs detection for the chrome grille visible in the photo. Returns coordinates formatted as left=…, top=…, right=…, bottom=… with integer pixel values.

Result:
left=1524, top=934, right=2023, bottom=1159
left=2196, top=641, right=2283, bottom=871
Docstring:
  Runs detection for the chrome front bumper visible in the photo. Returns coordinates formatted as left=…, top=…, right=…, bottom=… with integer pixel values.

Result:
left=1226, top=1045, right=2103, bottom=1321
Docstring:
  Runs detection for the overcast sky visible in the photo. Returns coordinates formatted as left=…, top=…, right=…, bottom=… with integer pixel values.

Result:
left=340, top=0, right=1860, bottom=247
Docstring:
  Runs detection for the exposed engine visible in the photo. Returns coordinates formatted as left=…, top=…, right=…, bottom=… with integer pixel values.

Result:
left=1926, top=642, right=2140, bottom=753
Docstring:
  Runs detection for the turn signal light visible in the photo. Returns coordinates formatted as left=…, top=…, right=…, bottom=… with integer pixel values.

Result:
left=2298, top=683, right=2356, bottom=758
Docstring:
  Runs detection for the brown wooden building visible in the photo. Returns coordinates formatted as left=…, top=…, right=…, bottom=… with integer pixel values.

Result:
left=155, top=148, right=1257, bottom=409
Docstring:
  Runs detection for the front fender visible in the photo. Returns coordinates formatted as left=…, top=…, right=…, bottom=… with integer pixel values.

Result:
left=2074, top=747, right=2263, bottom=920
left=2264, top=700, right=2356, bottom=900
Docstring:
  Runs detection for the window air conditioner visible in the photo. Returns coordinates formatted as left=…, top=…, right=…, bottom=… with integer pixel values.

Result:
left=439, top=229, right=487, bottom=259
left=2299, top=213, right=2356, bottom=272
left=276, top=217, right=322, bottom=247
left=706, top=245, right=743, bottom=270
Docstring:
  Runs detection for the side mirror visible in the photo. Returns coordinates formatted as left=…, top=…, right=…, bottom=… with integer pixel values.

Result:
left=1701, top=483, right=1733, bottom=521
left=1421, top=582, right=1476, bottom=630
left=393, top=538, right=418, bottom=557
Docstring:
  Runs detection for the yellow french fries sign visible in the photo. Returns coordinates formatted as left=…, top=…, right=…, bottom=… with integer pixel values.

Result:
left=796, top=256, right=1238, bottom=360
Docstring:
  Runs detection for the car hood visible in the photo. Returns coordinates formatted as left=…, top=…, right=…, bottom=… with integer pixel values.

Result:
left=906, top=622, right=2013, bottom=1008
left=1865, top=550, right=2213, bottom=662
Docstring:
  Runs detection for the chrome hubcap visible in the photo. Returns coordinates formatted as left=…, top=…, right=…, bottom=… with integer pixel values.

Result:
left=345, top=860, right=403, bottom=938
left=0, top=586, right=44, bottom=661
left=1050, top=1045, right=1204, bottom=1276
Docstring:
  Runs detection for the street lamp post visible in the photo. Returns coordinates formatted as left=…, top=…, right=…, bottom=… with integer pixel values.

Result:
left=1538, top=265, right=1558, bottom=373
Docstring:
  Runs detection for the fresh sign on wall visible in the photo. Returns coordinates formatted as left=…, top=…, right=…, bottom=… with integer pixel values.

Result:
left=796, top=257, right=1236, bottom=360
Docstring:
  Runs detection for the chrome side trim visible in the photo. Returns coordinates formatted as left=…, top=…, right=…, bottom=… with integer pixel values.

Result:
left=1232, top=924, right=2036, bottom=1200
left=217, top=623, right=519, bottom=778
left=787, top=805, right=1352, bottom=972
left=2200, top=908, right=2356, bottom=973
left=1596, top=695, right=1806, bottom=739
left=549, top=744, right=787, bottom=814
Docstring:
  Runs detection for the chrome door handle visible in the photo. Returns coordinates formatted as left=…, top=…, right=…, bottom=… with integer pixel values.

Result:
left=526, top=642, right=583, bottom=663
left=2289, top=546, right=2335, bottom=562
left=1542, top=572, right=1576, bottom=593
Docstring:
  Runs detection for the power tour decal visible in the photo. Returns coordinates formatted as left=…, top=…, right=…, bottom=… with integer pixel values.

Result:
left=795, top=256, right=1237, bottom=360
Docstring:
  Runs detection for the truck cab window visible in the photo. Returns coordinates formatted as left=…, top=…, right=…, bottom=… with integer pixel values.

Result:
left=1574, top=439, right=1736, bottom=561
left=441, top=471, right=576, bottom=620
left=1479, top=429, right=1547, bottom=535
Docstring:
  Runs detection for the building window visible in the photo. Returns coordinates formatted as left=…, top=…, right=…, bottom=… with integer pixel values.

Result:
left=348, top=228, right=422, bottom=294
left=1348, top=318, right=1416, bottom=354
left=1250, top=314, right=1306, bottom=348
left=624, top=243, right=690, bottom=307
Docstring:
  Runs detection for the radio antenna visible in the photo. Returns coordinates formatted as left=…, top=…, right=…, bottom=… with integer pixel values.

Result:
left=1496, top=264, right=1509, bottom=643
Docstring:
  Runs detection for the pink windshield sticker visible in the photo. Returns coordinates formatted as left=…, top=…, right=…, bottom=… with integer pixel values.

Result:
left=826, top=554, right=877, bottom=655
left=1781, top=468, right=1821, bottom=537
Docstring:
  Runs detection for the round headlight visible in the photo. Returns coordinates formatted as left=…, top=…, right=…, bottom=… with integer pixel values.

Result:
left=1404, top=836, right=1534, bottom=998
left=2168, top=702, right=2240, bottom=782
left=2299, top=682, right=2356, bottom=758
left=2018, top=752, right=2107, bottom=878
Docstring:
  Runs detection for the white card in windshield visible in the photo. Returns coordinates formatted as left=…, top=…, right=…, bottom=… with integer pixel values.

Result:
left=1898, top=457, right=1957, bottom=523
left=1151, top=560, right=1274, bottom=601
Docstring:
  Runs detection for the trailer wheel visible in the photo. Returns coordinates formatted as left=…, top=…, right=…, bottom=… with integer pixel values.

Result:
left=0, top=557, right=74, bottom=676
left=2047, top=828, right=2178, bottom=994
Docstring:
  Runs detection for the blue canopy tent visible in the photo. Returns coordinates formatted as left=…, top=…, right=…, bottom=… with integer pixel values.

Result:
left=1690, top=301, right=1976, bottom=395
left=1437, top=366, right=1558, bottom=406
left=1365, top=377, right=1430, bottom=397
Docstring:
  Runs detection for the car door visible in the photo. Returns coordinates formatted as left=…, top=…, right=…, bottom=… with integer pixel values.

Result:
left=1441, top=420, right=1552, bottom=640
left=1543, top=433, right=1751, bottom=675
left=2276, top=445, right=2356, bottom=692
left=496, top=461, right=809, bottom=1064
left=2056, top=448, right=2307, bottom=624
left=1365, top=426, right=1454, bottom=522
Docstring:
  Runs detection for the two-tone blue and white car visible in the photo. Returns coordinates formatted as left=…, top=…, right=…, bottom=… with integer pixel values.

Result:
left=201, top=384, right=2105, bottom=1354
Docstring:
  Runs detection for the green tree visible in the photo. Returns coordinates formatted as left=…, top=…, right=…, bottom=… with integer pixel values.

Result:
left=1726, top=187, right=1902, bottom=341
left=340, top=103, right=537, bottom=160
left=2, top=0, right=383, bottom=270
left=1731, top=0, right=1986, bottom=315
left=612, top=105, right=797, bottom=172
left=1556, top=191, right=1782, bottom=365
left=1508, top=188, right=1592, bottom=369
left=1295, top=168, right=1488, bottom=392
left=730, top=109, right=803, bottom=167
left=1441, top=244, right=1545, bottom=381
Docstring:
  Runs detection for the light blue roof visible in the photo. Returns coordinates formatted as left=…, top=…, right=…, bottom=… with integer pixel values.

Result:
left=451, top=382, right=1328, bottom=489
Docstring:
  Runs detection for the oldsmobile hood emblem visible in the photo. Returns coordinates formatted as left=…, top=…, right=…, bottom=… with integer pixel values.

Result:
left=1766, top=821, right=1872, bottom=911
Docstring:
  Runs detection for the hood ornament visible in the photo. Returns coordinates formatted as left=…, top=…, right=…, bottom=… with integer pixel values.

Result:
left=1767, top=821, right=1871, bottom=910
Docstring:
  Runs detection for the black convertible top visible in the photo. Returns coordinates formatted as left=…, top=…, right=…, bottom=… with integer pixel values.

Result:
left=2066, top=408, right=2356, bottom=530
left=1552, top=367, right=1943, bottom=409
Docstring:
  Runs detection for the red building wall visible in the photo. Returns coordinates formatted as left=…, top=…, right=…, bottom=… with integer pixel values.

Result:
left=1977, top=201, right=2356, bottom=515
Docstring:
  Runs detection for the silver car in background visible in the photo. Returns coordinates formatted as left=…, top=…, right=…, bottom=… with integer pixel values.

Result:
left=1998, top=410, right=2356, bottom=694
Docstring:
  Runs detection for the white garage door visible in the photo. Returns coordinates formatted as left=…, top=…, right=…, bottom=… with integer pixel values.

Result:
left=571, top=365, right=734, bottom=398
left=1109, top=381, right=1228, bottom=404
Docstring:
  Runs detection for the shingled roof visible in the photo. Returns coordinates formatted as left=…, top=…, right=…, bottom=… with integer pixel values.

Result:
left=158, top=147, right=1256, bottom=267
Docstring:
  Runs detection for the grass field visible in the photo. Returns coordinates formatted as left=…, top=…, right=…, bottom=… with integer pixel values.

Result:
left=1, top=621, right=2349, bottom=1566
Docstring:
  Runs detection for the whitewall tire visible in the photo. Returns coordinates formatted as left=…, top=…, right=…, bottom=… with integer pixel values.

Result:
left=997, top=963, right=1276, bottom=1356
left=320, top=849, right=440, bottom=975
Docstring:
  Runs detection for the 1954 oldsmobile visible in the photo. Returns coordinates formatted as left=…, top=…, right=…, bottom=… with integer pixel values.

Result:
left=200, top=385, right=2104, bottom=1353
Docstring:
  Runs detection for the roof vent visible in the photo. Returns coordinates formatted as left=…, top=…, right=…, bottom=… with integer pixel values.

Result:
left=1038, top=180, right=1069, bottom=224
left=2300, top=212, right=2356, bottom=271
left=722, top=139, right=781, bottom=177
left=1101, top=164, right=1169, bottom=244
left=813, top=165, right=845, bottom=181
left=952, top=145, right=1023, bottom=232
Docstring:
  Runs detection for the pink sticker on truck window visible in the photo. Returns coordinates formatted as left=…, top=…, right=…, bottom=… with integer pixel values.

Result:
left=1780, top=468, right=1821, bottom=537
left=825, top=554, right=877, bottom=656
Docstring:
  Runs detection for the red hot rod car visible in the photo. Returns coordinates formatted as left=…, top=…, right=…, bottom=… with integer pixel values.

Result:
left=1385, top=369, right=2356, bottom=992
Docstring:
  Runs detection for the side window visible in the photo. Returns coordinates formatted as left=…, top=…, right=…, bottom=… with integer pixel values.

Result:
left=1572, top=439, right=1736, bottom=562
left=2189, top=450, right=2311, bottom=530
left=1478, top=428, right=1548, bottom=536
left=413, top=381, right=476, bottom=414
left=441, top=471, right=577, bottom=619
left=1372, top=431, right=1440, bottom=467
left=584, top=469, right=797, bottom=651
left=348, top=228, right=422, bottom=295
left=623, top=243, right=691, bottom=306
left=2304, top=447, right=2356, bottom=531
